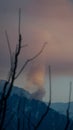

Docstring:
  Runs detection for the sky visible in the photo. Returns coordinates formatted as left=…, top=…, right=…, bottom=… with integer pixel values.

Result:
left=0, top=0, right=73, bottom=102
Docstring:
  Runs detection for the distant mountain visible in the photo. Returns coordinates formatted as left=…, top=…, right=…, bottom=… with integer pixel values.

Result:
left=51, top=102, right=73, bottom=119
left=0, top=80, right=31, bottom=98
left=0, top=80, right=73, bottom=130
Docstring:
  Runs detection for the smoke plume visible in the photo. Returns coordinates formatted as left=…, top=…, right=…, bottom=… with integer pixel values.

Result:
left=31, top=88, right=46, bottom=100
left=26, top=65, right=46, bottom=100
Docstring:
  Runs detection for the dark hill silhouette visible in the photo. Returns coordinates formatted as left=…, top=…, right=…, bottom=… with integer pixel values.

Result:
left=0, top=80, right=72, bottom=130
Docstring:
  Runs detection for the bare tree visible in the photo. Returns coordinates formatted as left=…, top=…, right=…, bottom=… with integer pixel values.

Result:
left=0, top=9, right=47, bottom=130
left=64, top=81, right=72, bottom=130
left=34, top=65, right=52, bottom=130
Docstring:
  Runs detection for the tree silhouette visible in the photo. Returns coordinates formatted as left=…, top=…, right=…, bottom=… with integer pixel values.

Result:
left=34, top=65, right=52, bottom=130
left=64, top=81, right=72, bottom=130
left=0, top=8, right=47, bottom=130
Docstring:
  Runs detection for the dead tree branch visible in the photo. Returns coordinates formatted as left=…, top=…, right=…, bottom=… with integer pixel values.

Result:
left=0, top=8, right=22, bottom=130
left=48, top=65, right=52, bottom=107
left=0, top=8, right=47, bottom=130
left=34, top=65, right=51, bottom=130
left=21, top=44, right=28, bottom=49
left=15, top=42, right=47, bottom=79
left=5, top=31, right=12, bottom=66
left=64, top=81, right=72, bottom=130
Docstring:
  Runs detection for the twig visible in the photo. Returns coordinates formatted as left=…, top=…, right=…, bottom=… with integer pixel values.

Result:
left=15, top=42, right=47, bottom=79
left=0, top=8, right=22, bottom=130
left=5, top=31, right=12, bottom=67
left=18, top=8, right=21, bottom=37
left=34, top=65, right=51, bottom=130
left=0, top=8, right=47, bottom=130
left=48, top=65, right=51, bottom=106
left=21, top=44, right=28, bottom=49
left=64, top=81, right=72, bottom=130
left=5, top=11, right=22, bottom=99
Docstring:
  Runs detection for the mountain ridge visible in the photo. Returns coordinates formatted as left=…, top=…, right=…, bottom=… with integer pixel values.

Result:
left=0, top=80, right=72, bottom=130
